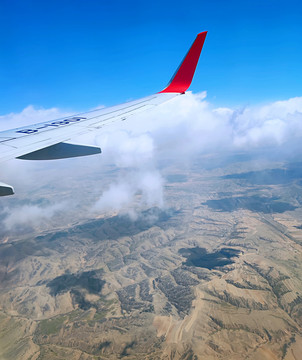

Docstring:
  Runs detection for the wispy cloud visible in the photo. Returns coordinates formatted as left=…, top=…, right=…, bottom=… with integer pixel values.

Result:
left=1, top=202, right=64, bottom=233
left=94, top=170, right=164, bottom=217
left=0, top=105, right=71, bottom=131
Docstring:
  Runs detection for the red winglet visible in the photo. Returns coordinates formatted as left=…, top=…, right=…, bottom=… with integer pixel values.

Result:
left=159, top=31, right=207, bottom=93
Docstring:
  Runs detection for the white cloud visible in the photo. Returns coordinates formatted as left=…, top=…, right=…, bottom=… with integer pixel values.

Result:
left=94, top=170, right=164, bottom=216
left=0, top=105, right=71, bottom=131
left=90, top=93, right=302, bottom=215
left=3, top=94, right=302, bottom=159
left=1, top=94, right=302, bottom=223
left=96, top=131, right=154, bottom=168
left=2, top=203, right=64, bottom=230
left=135, top=92, right=302, bottom=154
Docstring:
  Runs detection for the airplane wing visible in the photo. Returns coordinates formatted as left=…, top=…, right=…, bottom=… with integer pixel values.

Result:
left=0, top=31, right=207, bottom=196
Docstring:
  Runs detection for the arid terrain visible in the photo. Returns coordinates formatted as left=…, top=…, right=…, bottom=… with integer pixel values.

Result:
left=1, top=153, right=302, bottom=359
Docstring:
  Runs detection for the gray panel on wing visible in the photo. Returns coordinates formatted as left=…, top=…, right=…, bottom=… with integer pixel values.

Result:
left=17, top=142, right=101, bottom=160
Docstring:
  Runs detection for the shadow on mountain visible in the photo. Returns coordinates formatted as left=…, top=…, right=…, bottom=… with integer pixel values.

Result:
left=223, top=163, right=302, bottom=185
left=0, top=208, right=175, bottom=286
left=166, top=174, right=188, bottom=183
left=0, top=240, right=51, bottom=288
left=203, top=196, right=296, bottom=213
left=42, top=207, right=175, bottom=244
left=47, top=269, right=105, bottom=296
left=179, top=247, right=241, bottom=270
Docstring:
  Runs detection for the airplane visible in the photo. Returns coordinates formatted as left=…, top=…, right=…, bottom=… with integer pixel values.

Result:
left=0, top=31, right=207, bottom=196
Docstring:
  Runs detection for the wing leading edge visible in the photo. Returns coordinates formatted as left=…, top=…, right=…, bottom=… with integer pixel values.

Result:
left=0, top=31, right=207, bottom=196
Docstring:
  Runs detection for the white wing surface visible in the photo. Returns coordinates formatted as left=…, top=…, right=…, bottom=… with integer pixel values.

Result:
left=0, top=31, right=207, bottom=196
left=0, top=93, right=176, bottom=163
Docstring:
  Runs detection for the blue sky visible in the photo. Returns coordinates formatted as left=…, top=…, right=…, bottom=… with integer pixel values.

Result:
left=0, top=0, right=301, bottom=114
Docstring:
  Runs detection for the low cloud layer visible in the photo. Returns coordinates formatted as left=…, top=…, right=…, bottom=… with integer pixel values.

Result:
left=2, top=203, right=63, bottom=230
left=135, top=92, right=302, bottom=154
left=1, top=93, right=302, bottom=230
